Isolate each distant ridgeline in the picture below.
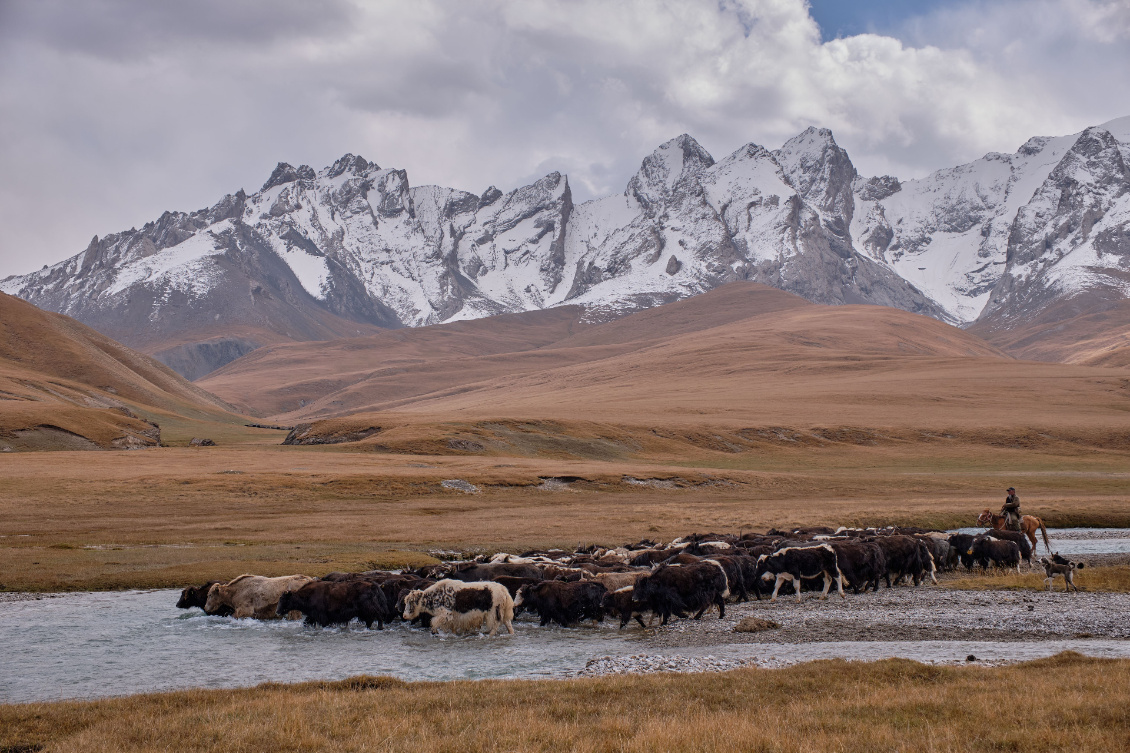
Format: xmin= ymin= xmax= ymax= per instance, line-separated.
xmin=4 ymin=116 xmax=1130 ymax=379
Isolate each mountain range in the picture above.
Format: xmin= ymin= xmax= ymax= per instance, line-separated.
xmin=4 ymin=117 xmax=1129 ymax=379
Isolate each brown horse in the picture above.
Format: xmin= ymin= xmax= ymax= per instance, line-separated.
xmin=977 ymin=509 xmax=1051 ymax=553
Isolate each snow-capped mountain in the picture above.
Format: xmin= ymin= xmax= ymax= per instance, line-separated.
xmin=851 ymin=116 xmax=1130 ymax=328
xmin=4 ymin=118 xmax=1129 ymax=378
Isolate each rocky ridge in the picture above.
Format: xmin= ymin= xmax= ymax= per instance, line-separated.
xmin=4 ymin=117 xmax=1129 ymax=378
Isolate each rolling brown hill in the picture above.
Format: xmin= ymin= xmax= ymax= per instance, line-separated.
xmin=210 ymin=281 xmax=1130 ymax=459
xmin=194 ymin=282 xmax=1130 ymax=456
xmin=970 ymin=298 xmax=1130 ymax=368
xmin=198 ymin=305 xmax=591 ymax=417
xmin=199 ymin=284 xmax=826 ymax=418
xmin=0 ymin=292 xmax=246 ymax=450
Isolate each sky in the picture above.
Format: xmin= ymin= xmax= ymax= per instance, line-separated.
xmin=1 ymin=0 xmax=1128 ymax=279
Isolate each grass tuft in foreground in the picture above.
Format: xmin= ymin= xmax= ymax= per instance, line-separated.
xmin=2 ymin=653 xmax=1128 ymax=752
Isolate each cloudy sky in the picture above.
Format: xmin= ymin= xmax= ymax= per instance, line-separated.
xmin=1 ymin=0 xmax=1128 ymax=278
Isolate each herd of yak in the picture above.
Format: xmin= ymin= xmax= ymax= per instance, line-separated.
xmin=175 ymin=524 xmax=1065 ymax=636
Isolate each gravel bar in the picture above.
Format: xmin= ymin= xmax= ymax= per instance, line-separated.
xmin=641 ymin=585 xmax=1130 ymax=649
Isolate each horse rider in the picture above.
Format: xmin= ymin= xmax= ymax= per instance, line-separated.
xmin=1001 ymin=487 xmax=1022 ymax=532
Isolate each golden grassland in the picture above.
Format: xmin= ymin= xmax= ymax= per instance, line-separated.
xmin=2 ymin=435 xmax=1129 ymax=592
xmin=2 ymin=653 xmax=1128 ymax=752
xmin=945 ymin=565 xmax=1130 ymax=593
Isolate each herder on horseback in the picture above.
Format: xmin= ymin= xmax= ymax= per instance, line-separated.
xmin=977 ymin=490 xmax=1050 ymax=554
xmin=1002 ymin=487 xmax=1022 ymax=532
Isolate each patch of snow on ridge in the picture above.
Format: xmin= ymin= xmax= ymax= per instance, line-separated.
xmin=105 ymin=220 xmax=232 ymax=297
xmin=850 ymin=128 xmax=1085 ymax=324
xmin=279 ymin=247 xmax=331 ymax=300
xmin=1043 ymin=193 xmax=1130 ymax=298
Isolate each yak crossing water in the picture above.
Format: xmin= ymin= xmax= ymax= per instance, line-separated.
xmin=2 ymin=528 xmax=1128 ymax=704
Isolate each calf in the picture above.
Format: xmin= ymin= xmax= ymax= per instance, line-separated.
xmin=916 ymin=539 xmax=939 ymax=585
xmin=633 ymin=562 xmax=728 ymax=625
xmin=754 ymin=545 xmax=845 ymax=603
xmin=276 ymin=580 xmax=388 ymax=628
xmin=968 ymin=537 xmax=1021 ymax=574
xmin=204 ymin=574 xmax=313 ymax=620
xmin=401 ymin=579 xmax=514 ymax=636
xmin=916 ymin=536 xmax=953 ymax=574
xmin=175 ymin=581 xmax=232 ymax=616
xmin=1040 ymin=555 xmax=1084 ymax=592
xmin=378 ymin=575 xmax=434 ymax=624
xmin=514 ymin=581 xmax=608 ymax=627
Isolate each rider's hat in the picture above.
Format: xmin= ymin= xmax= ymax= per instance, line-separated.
xmin=1007 ymin=487 xmax=1015 ymax=492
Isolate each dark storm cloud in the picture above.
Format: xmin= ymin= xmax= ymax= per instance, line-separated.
xmin=0 ymin=0 xmax=356 ymax=60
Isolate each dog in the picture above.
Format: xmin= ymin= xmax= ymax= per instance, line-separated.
xmin=1039 ymin=553 xmax=1084 ymax=592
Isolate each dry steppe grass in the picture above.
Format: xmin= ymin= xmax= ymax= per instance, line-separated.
xmin=946 ymin=565 xmax=1130 ymax=593
xmin=1 ymin=653 xmax=1127 ymax=752
xmin=2 ymin=438 xmax=1128 ymax=591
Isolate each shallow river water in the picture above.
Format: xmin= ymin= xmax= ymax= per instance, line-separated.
xmin=951 ymin=527 xmax=1130 ymax=555
xmin=2 ymin=528 xmax=1127 ymax=704
xmin=3 ymin=589 xmax=1129 ymax=704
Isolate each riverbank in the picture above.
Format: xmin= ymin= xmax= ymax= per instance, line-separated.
xmin=2 ymin=653 xmax=1127 ymax=752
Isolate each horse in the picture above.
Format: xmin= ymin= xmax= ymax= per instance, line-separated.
xmin=977 ymin=509 xmax=1051 ymax=554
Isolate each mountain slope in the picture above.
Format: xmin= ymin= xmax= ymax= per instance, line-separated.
xmin=852 ymin=116 xmax=1130 ymax=331
xmin=0 ymin=132 xmax=941 ymax=378
xmin=5 ymin=118 xmax=1130 ymax=377
xmin=970 ymin=298 xmax=1130 ymax=367
xmin=216 ymin=282 xmax=1130 ymax=458
xmin=0 ymin=292 xmax=243 ymax=450
xmin=198 ymin=282 xmax=1008 ymax=424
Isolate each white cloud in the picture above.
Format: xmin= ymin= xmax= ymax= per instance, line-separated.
xmin=0 ymin=0 xmax=1127 ymax=277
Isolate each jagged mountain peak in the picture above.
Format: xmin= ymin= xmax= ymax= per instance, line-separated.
xmin=6 ymin=117 xmax=1130 ymax=379
xmin=1018 ymin=135 xmax=1054 ymax=157
xmin=326 ymin=153 xmax=377 ymax=179
xmin=1054 ymin=126 xmax=1127 ymax=178
xmin=775 ymin=126 xmax=846 ymax=172
xmin=626 ymin=134 xmax=715 ymax=210
xmin=480 ymin=185 xmax=503 ymax=206
xmin=774 ymin=126 xmax=856 ymax=223
xmin=261 ymin=162 xmax=316 ymax=192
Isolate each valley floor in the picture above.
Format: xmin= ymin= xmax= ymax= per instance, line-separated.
xmin=4 ymin=430 xmax=1129 ymax=751
xmin=2 ymin=434 xmax=1129 ymax=591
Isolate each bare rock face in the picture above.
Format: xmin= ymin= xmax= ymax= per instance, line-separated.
xmin=849 ymin=116 xmax=1130 ymax=326
xmin=978 ymin=126 xmax=1130 ymax=329
xmin=5 ymin=117 xmax=1130 ymax=376
xmin=282 ymin=424 xmax=381 ymax=445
